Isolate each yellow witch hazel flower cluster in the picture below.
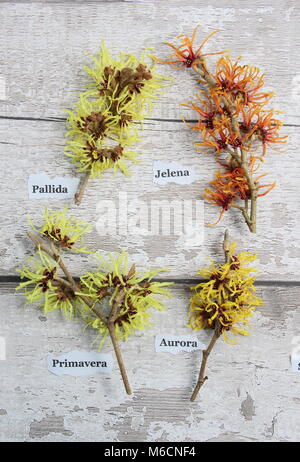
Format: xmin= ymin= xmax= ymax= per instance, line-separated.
xmin=17 ymin=209 xmax=92 ymax=319
xmin=29 ymin=208 xmax=91 ymax=253
xmin=17 ymin=209 xmax=171 ymax=352
xmin=16 ymin=250 xmax=85 ymax=320
xmin=65 ymin=42 xmax=168 ymax=179
xmin=78 ymin=251 xmax=171 ymax=348
xmin=188 ymin=242 xmax=263 ymax=343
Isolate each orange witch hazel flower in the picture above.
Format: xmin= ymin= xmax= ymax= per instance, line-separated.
xmin=203 ymin=179 xmax=236 ymax=225
xmin=213 ymin=56 xmax=274 ymax=108
xmin=239 ymin=107 xmax=287 ymax=155
xmin=155 ymin=26 xmax=287 ymax=232
xmin=184 ymin=91 xmax=228 ymax=132
xmin=204 ymin=167 xmax=276 ymax=226
xmin=251 ymin=110 xmax=288 ymax=156
xmin=220 ymin=166 xmax=276 ymax=199
xmin=197 ymin=118 xmax=256 ymax=153
xmin=153 ymin=25 xmax=227 ymax=69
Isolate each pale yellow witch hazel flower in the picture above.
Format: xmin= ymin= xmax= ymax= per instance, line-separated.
xmin=78 ymin=251 xmax=172 ymax=349
xmin=16 ymin=251 xmax=85 ymax=320
xmin=83 ymin=42 xmax=168 ymax=123
xmin=65 ymin=112 xmax=139 ymax=179
xmin=66 ymin=96 xmax=121 ymax=141
xmin=65 ymin=42 xmax=171 ymax=204
xmin=29 ymin=208 xmax=91 ymax=253
xmin=16 ymin=213 xmax=173 ymax=395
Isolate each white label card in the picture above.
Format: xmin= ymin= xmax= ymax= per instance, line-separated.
xmin=47 ymin=351 xmax=112 ymax=376
xmin=291 ymin=355 xmax=300 ymax=373
xmin=0 ymin=337 xmax=6 ymax=360
xmin=0 ymin=75 xmax=6 ymax=100
xmin=28 ymin=172 xmax=80 ymax=199
xmin=153 ymin=161 xmax=196 ymax=185
xmin=155 ymin=335 xmax=205 ymax=355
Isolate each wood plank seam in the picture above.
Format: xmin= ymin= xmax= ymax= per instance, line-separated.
xmin=1 ymin=277 xmax=300 ymax=287
xmin=0 ymin=115 xmax=298 ymax=128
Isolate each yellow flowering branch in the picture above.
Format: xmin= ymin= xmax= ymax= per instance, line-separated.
xmin=27 ymin=231 xmax=132 ymax=393
xmin=75 ymin=171 xmax=91 ymax=206
xmin=50 ymin=247 xmax=132 ymax=394
xmin=190 ymin=320 xmax=221 ymax=402
xmin=66 ymin=43 xmax=169 ymax=205
xmin=26 ymin=231 xmax=107 ymax=324
xmin=190 ymin=231 xmax=230 ymax=402
xmin=17 ymin=209 xmax=172 ymax=395
xmin=189 ymin=230 xmax=263 ymax=401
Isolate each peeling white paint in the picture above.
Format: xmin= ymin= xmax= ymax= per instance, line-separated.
xmin=0 ymin=76 xmax=6 ymax=101
xmin=0 ymin=0 xmax=300 ymax=443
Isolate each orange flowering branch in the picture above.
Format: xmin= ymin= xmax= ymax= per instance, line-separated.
xmin=154 ymin=26 xmax=287 ymax=233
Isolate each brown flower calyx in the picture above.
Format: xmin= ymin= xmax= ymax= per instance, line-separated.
xmin=201 ymin=112 xmax=216 ymax=130
xmin=111 ymin=274 xmax=133 ymax=289
xmin=127 ymin=64 xmax=153 ymax=95
xmin=56 ymin=283 xmax=76 ymax=302
xmin=211 ymin=271 xmax=230 ymax=290
xmin=39 ymin=267 xmax=57 ymax=292
xmin=79 ymin=112 xmax=107 ymax=140
xmin=99 ymin=65 xmax=115 ymax=96
xmin=96 ymin=286 xmax=111 ymax=300
xmin=133 ymin=280 xmax=152 ymax=296
xmin=43 ymin=228 xmax=75 ymax=249
xmin=115 ymin=298 xmax=138 ymax=326
xmin=119 ymin=111 xmax=133 ymax=127
xmin=84 ymin=142 xmax=124 ymax=164
xmin=99 ymin=64 xmax=152 ymax=101
xmin=229 ymin=255 xmax=241 ymax=270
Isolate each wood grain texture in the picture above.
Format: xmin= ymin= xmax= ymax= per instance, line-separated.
xmin=0 ymin=118 xmax=298 ymax=280
xmin=0 ymin=1 xmax=299 ymax=280
xmin=0 ymin=0 xmax=299 ymax=443
xmin=0 ymin=0 xmax=299 ymax=123
xmin=0 ymin=284 xmax=299 ymax=442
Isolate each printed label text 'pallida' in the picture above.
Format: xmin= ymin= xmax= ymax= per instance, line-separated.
xmin=28 ymin=172 xmax=79 ymax=199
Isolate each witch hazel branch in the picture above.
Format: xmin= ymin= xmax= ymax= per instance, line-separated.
xmin=65 ymin=43 xmax=169 ymax=205
xmin=188 ymin=230 xmax=263 ymax=401
xmin=154 ymin=26 xmax=287 ymax=233
xmin=16 ymin=209 xmax=172 ymax=394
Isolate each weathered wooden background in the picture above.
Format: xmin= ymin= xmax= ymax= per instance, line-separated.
xmin=0 ymin=0 xmax=299 ymax=442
